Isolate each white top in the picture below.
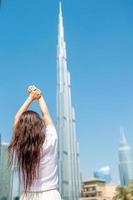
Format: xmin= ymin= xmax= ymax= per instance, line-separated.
xmin=22 ymin=124 xmax=58 ymax=192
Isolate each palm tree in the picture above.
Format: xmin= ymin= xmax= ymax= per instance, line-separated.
xmin=126 ymin=183 xmax=133 ymax=200
xmin=113 ymin=185 xmax=128 ymax=200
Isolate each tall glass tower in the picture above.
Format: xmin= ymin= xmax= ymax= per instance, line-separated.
xmin=57 ymin=1 xmax=80 ymax=200
xmin=118 ymin=127 xmax=133 ymax=185
xmin=0 ymin=141 xmax=13 ymax=200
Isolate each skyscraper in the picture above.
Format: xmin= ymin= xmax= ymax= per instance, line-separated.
xmin=118 ymin=127 xmax=133 ymax=185
xmin=0 ymin=141 xmax=13 ymax=200
xmin=57 ymin=2 xmax=80 ymax=200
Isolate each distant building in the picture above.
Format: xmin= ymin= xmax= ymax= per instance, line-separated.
xmin=94 ymin=166 xmax=111 ymax=183
xmin=80 ymin=179 xmax=117 ymax=200
xmin=118 ymin=127 xmax=133 ymax=185
xmin=0 ymin=141 xmax=13 ymax=200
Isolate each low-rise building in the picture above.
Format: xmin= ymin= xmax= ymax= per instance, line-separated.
xmin=80 ymin=179 xmax=118 ymax=200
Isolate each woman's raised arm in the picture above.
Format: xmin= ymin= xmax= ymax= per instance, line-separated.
xmin=38 ymin=95 xmax=53 ymax=127
xmin=14 ymin=91 xmax=41 ymax=129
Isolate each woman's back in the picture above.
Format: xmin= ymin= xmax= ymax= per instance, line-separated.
xmin=26 ymin=124 xmax=58 ymax=192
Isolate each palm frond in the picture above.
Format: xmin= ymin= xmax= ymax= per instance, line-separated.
xmin=113 ymin=185 xmax=128 ymax=200
xmin=127 ymin=183 xmax=133 ymax=200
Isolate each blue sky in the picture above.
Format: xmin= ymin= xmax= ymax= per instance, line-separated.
xmin=0 ymin=0 xmax=133 ymax=184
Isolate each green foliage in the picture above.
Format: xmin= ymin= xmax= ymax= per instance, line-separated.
xmin=126 ymin=183 xmax=133 ymax=200
xmin=14 ymin=197 xmax=19 ymax=200
xmin=113 ymin=183 xmax=133 ymax=200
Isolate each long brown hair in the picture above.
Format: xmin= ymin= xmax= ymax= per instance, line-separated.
xmin=8 ymin=110 xmax=45 ymax=192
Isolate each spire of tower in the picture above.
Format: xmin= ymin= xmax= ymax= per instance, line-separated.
xmin=58 ymin=0 xmax=64 ymax=43
xmin=59 ymin=0 xmax=62 ymax=16
xmin=120 ymin=126 xmax=128 ymax=146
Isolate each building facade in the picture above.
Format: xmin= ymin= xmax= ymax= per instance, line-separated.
xmin=0 ymin=141 xmax=13 ymax=200
xmin=80 ymin=179 xmax=117 ymax=200
xmin=118 ymin=128 xmax=133 ymax=185
xmin=57 ymin=2 xmax=80 ymax=200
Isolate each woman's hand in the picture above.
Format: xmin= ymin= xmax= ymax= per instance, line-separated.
xmin=28 ymin=85 xmax=53 ymax=127
xmin=28 ymin=85 xmax=41 ymax=100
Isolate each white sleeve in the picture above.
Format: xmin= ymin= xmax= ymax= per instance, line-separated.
xmin=45 ymin=124 xmax=57 ymax=138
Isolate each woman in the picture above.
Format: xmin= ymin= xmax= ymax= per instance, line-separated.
xmin=8 ymin=85 xmax=61 ymax=200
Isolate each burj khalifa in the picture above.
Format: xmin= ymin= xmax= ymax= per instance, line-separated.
xmin=57 ymin=1 xmax=80 ymax=200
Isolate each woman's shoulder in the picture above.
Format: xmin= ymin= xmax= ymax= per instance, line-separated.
xmin=45 ymin=124 xmax=58 ymax=139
